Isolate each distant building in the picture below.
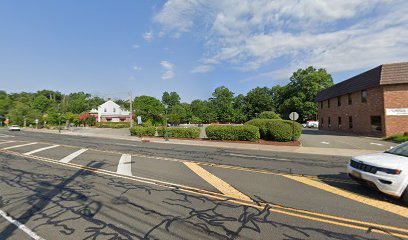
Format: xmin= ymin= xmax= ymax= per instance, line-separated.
xmin=315 ymin=62 xmax=408 ymax=137
xmin=90 ymin=99 xmax=131 ymax=123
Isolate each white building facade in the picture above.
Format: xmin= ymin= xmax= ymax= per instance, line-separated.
xmin=90 ymin=100 xmax=131 ymax=123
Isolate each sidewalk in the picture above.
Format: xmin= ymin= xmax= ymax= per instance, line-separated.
xmin=23 ymin=128 xmax=379 ymax=157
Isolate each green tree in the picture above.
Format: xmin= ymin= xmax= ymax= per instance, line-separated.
xmin=32 ymin=95 xmax=52 ymax=114
xmin=245 ymin=87 xmax=274 ymax=119
xmin=162 ymin=91 xmax=181 ymax=110
xmin=210 ymin=86 xmax=235 ymax=122
xmin=232 ymin=94 xmax=247 ymax=123
xmin=278 ymin=66 xmax=333 ymax=121
xmin=134 ymin=96 xmax=164 ymax=124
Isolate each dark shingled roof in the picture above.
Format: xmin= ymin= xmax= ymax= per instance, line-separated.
xmin=315 ymin=62 xmax=408 ymax=102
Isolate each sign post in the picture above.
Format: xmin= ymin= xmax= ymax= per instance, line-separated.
xmin=35 ymin=119 xmax=39 ymax=129
xmin=289 ymin=112 xmax=299 ymax=141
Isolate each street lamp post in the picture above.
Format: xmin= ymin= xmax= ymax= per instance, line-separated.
xmin=164 ymin=104 xmax=168 ymax=142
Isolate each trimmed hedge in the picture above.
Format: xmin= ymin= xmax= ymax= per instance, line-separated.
xmin=98 ymin=122 xmax=130 ymax=128
xmin=384 ymin=133 xmax=408 ymax=143
xmin=129 ymin=126 xmax=156 ymax=137
xmin=157 ymin=127 xmax=200 ymax=139
xmin=205 ymin=125 xmax=260 ymax=142
xmin=245 ymin=119 xmax=302 ymax=141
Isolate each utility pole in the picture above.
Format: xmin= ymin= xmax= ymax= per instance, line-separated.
xmin=58 ymin=104 xmax=61 ymax=133
xmin=129 ymin=91 xmax=134 ymax=128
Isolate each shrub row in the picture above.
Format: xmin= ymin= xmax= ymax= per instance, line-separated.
xmin=245 ymin=119 xmax=302 ymax=142
xmin=384 ymin=132 xmax=408 ymax=143
xmin=98 ymin=122 xmax=130 ymax=128
xmin=205 ymin=125 xmax=260 ymax=142
xmin=129 ymin=126 xmax=156 ymax=137
xmin=157 ymin=127 xmax=200 ymax=139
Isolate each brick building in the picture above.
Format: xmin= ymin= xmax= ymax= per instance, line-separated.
xmin=315 ymin=62 xmax=408 ymax=137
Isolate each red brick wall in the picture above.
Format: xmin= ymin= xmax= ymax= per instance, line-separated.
xmin=317 ymin=86 xmax=384 ymax=136
xmin=383 ymin=84 xmax=408 ymax=136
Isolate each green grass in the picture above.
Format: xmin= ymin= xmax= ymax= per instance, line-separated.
xmin=384 ymin=134 xmax=408 ymax=143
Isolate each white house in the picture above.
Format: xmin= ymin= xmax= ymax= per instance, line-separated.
xmin=90 ymin=99 xmax=131 ymax=123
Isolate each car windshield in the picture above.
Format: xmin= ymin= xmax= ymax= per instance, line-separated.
xmin=385 ymin=142 xmax=408 ymax=157
xmin=11 ymin=125 xmax=19 ymax=127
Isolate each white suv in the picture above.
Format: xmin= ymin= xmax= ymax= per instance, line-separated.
xmin=347 ymin=141 xmax=408 ymax=204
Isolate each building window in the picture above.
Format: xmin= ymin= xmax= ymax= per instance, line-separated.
xmin=361 ymin=90 xmax=368 ymax=103
xmin=113 ymin=108 xmax=116 ymax=113
xmin=348 ymin=93 xmax=352 ymax=105
xmin=337 ymin=96 xmax=341 ymax=106
xmin=370 ymin=116 xmax=382 ymax=132
xmin=328 ymin=117 xmax=331 ymax=128
xmin=338 ymin=116 xmax=342 ymax=127
xmin=104 ymin=108 xmax=107 ymax=112
xmin=328 ymin=99 xmax=330 ymax=108
xmin=320 ymin=101 xmax=323 ymax=109
xmin=349 ymin=116 xmax=353 ymax=129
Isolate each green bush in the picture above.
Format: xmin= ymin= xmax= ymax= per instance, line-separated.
xmin=157 ymin=127 xmax=200 ymax=138
xmin=245 ymin=119 xmax=302 ymax=141
xmin=384 ymin=134 xmax=408 ymax=143
xmin=259 ymin=111 xmax=280 ymax=119
xmin=98 ymin=122 xmax=130 ymax=128
xmin=205 ymin=125 xmax=260 ymax=142
xmin=129 ymin=126 xmax=156 ymax=137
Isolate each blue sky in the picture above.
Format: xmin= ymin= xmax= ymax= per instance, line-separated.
xmin=1 ymin=0 xmax=407 ymax=102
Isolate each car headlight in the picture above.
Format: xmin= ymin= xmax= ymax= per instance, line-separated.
xmin=378 ymin=168 xmax=402 ymax=175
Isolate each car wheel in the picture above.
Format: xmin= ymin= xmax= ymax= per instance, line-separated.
xmin=402 ymin=187 xmax=408 ymax=205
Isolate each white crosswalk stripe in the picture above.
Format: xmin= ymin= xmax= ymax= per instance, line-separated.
xmin=3 ymin=142 xmax=37 ymax=150
xmin=24 ymin=145 xmax=60 ymax=156
xmin=59 ymin=148 xmax=88 ymax=163
xmin=117 ymin=154 xmax=132 ymax=176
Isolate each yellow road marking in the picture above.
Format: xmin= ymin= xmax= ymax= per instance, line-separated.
xmin=1 ymin=149 xmax=408 ymax=238
xmin=284 ymin=174 xmax=408 ymax=219
xmin=183 ymin=162 xmax=253 ymax=202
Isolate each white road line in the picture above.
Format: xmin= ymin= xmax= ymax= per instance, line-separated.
xmin=24 ymin=145 xmax=60 ymax=156
xmin=321 ymin=141 xmax=330 ymax=145
xmin=3 ymin=142 xmax=37 ymax=150
xmin=0 ymin=209 xmax=44 ymax=240
xmin=59 ymin=148 xmax=88 ymax=163
xmin=184 ymin=162 xmax=253 ymax=202
xmin=0 ymin=140 xmax=15 ymax=145
xmin=228 ymin=153 xmax=290 ymax=162
xmin=117 ymin=154 xmax=132 ymax=176
xmin=370 ymin=143 xmax=383 ymax=146
xmin=0 ymin=134 xmax=15 ymax=138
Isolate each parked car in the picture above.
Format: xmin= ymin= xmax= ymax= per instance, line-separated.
xmin=347 ymin=141 xmax=408 ymax=204
xmin=8 ymin=125 xmax=21 ymax=131
xmin=306 ymin=120 xmax=319 ymax=128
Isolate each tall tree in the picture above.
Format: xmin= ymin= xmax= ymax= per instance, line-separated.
xmin=134 ymin=95 xmax=164 ymax=124
xmin=161 ymin=91 xmax=181 ymax=110
xmin=245 ymin=87 xmax=274 ymax=119
xmin=210 ymin=86 xmax=235 ymax=122
xmin=278 ymin=66 xmax=333 ymax=121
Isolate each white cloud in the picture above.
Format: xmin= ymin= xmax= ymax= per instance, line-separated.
xmin=152 ymin=0 xmax=408 ymax=79
xmin=143 ymin=31 xmax=154 ymax=42
xmin=133 ymin=66 xmax=142 ymax=71
xmin=160 ymin=61 xmax=175 ymax=80
xmin=192 ymin=65 xmax=213 ymax=73
xmin=132 ymin=44 xmax=140 ymax=49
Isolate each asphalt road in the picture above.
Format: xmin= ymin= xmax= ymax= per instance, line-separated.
xmin=0 ymin=129 xmax=407 ymax=240
xmin=300 ymin=128 xmax=395 ymax=150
